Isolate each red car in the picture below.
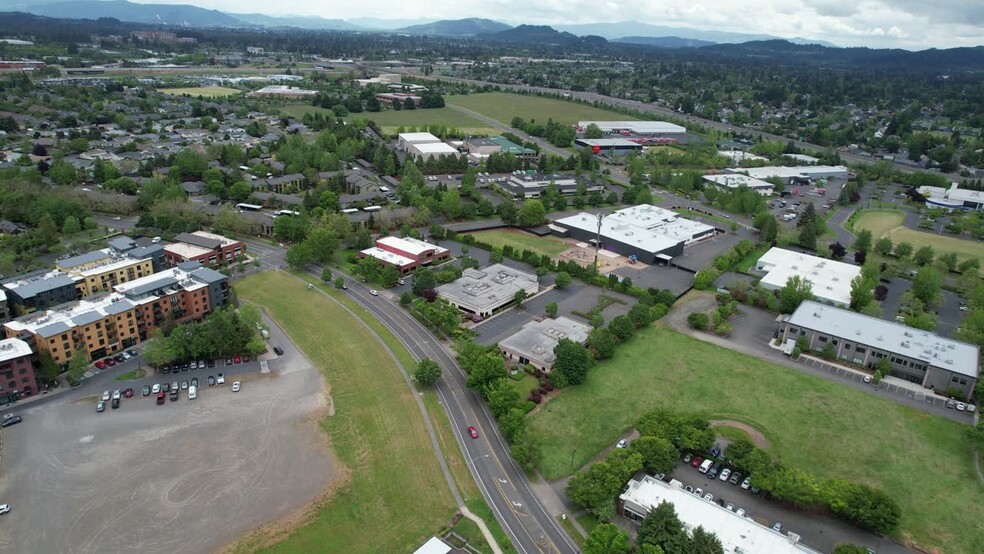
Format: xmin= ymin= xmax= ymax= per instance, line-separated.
xmin=467 ymin=426 xmax=479 ymax=439
xmin=233 ymin=355 xmax=241 ymax=364
xmin=691 ymin=456 xmax=704 ymax=468
xmin=105 ymin=358 xmax=116 ymax=367
xmin=156 ymin=392 xmax=166 ymax=405
xmin=123 ymin=388 xmax=134 ymax=398
xmin=94 ymin=360 xmax=106 ymax=370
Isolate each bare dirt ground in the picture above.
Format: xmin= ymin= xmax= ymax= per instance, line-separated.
xmin=555 ymin=242 xmax=639 ymax=275
xmin=709 ymin=420 xmax=772 ymax=450
xmin=0 ymin=317 xmax=335 ymax=554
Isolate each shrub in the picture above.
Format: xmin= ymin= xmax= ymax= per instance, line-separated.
xmin=687 ymin=312 xmax=710 ymax=330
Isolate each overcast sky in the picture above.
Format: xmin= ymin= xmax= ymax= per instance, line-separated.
xmin=132 ymin=0 xmax=984 ymax=49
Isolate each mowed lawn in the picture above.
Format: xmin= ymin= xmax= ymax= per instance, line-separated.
xmin=158 ymin=86 xmax=241 ymax=98
xmin=234 ymin=272 xmax=456 ymax=553
xmin=278 ymin=105 xmax=498 ymax=135
xmin=470 ymin=229 xmax=569 ymax=257
xmin=529 ymin=326 xmax=984 ymax=554
xmin=854 ymin=209 xmax=984 ymax=275
xmin=446 ymin=92 xmax=637 ymax=126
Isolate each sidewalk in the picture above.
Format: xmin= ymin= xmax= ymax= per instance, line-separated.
xmin=530 ymin=472 xmax=588 ymax=538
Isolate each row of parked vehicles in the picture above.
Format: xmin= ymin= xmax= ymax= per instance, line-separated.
xmin=681 ymin=450 xmax=784 ymax=532
xmin=158 ymin=355 xmax=251 ymax=374
xmin=93 ymin=349 xmax=138 ymax=370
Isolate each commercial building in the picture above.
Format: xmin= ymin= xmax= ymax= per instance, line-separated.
xmin=56 ymin=248 xmax=156 ymax=298
xmin=717 ymin=150 xmax=768 ymax=163
xmin=785 ymin=154 xmax=820 ymax=164
xmin=551 ymin=205 xmax=717 ymax=264
xmin=578 ymin=121 xmax=686 ymax=136
xmin=407 ymin=141 xmax=460 ymax=161
xmin=1 ymin=270 xmax=79 ymax=313
xmin=4 ymin=264 xmax=229 ymax=365
xmin=755 ymin=248 xmax=860 ymax=308
xmin=375 ymin=92 xmax=422 ymax=107
xmin=352 ymin=73 xmax=402 ymax=88
xmin=574 ymin=138 xmax=644 ymax=156
xmin=729 ymin=165 xmax=849 ymax=184
xmin=783 ymin=301 xmax=979 ymax=399
xmin=246 ymin=85 xmax=317 ymax=99
xmin=917 ymin=183 xmax=984 ymax=211
xmin=398 ymin=132 xmax=443 ymax=152
xmin=437 ymin=264 xmax=539 ymax=318
xmin=703 ymin=173 xmax=775 ymax=196
xmin=463 ymin=136 xmax=539 ymax=162
xmin=0 ymin=337 xmax=38 ymax=402
xmin=499 ymin=316 xmax=591 ymax=371
xmin=164 ymin=231 xmax=245 ymax=267
xmin=359 ymin=236 xmax=451 ymax=274
xmin=619 ymin=475 xmax=820 ymax=554
xmin=500 ymin=173 xmax=600 ymax=198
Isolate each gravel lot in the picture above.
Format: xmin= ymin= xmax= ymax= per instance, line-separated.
xmin=0 ymin=317 xmax=335 ymax=554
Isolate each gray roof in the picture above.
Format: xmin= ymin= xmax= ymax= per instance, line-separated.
xmin=107 ymin=236 xmax=137 ymax=252
xmin=36 ymin=321 xmax=71 ymax=339
xmin=57 ymin=250 xmax=112 ymax=269
xmin=437 ymin=264 xmax=539 ymax=311
xmin=499 ymin=316 xmax=591 ymax=366
xmin=127 ymin=244 xmax=164 ymax=259
xmin=123 ymin=276 xmax=178 ymax=297
xmin=788 ymin=301 xmax=980 ymax=379
xmin=72 ymin=310 xmax=104 ymax=326
xmin=190 ymin=266 xmax=228 ymax=284
xmin=104 ymin=299 xmax=136 ymax=315
xmin=266 ymin=173 xmax=304 ymax=186
xmin=173 ymin=232 xmax=221 ymax=250
xmin=3 ymin=273 xmax=76 ymax=299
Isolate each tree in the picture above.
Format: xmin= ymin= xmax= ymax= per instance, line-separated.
xmin=517 ymin=199 xmax=547 ymax=227
xmin=937 ymin=252 xmax=958 ymax=272
xmin=484 ymin=378 xmax=520 ymax=418
xmin=62 ymin=215 xmax=81 ymax=235
xmin=688 ymin=312 xmax=710 ymax=330
xmin=566 ymin=449 xmax=643 ymax=519
xmin=285 ymin=242 xmax=313 ymax=269
xmin=688 ymin=526 xmax=724 ymax=554
xmin=893 ymin=241 xmax=913 ymax=260
xmin=510 ymin=429 xmax=543 ymax=473
xmin=545 ymin=301 xmax=558 ymax=318
xmin=412 ymin=267 xmax=436 ymax=296
xmin=414 ymin=358 xmax=442 ymax=386
xmin=588 ymin=327 xmax=617 ymax=359
xmin=334 ymin=276 xmax=346 ymax=289
xmin=355 ymin=256 xmax=381 ymax=282
xmin=320 ymin=267 xmax=332 ymax=283
xmin=36 ymin=350 xmax=61 ymax=384
xmin=514 ymin=289 xmax=527 ymax=308
xmin=637 ymin=501 xmax=688 ymax=553
xmin=440 ymin=189 xmax=462 ymax=219
xmin=553 ymin=338 xmax=593 ymax=385
xmin=759 ymin=214 xmax=779 ymax=244
xmin=584 ymin=123 xmax=604 ymax=139
xmin=849 ymin=274 xmax=875 ymax=312
xmin=628 ymin=302 xmax=653 ymax=328
xmin=875 ymin=237 xmax=894 ymax=256
xmin=852 ymin=229 xmax=873 ymax=253
xmin=959 ymin=258 xmax=980 ymax=275
xmin=779 ymin=275 xmax=813 ymax=314
xmin=911 ymin=266 xmax=941 ymax=305
xmin=913 ymin=245 xmax=935 ymax=266
xmin=497 ymin=201 xmax=518 ymax=225
xmin=229 ymin=181 xmax=251 ymax=200
xmin=831 ymin=546 xmax=870 ymax=554
xmin=554 ymin=271 xmax=572 ymax=289
xmin=798 ymin=222 xmax=818 ymax=251
xmin=583 ymin=523 xmax=632 ymax=554
xmin=465 ymin=352 xmax=507 ymax=390
xmin=631 ymin=436 xmax=679 ymax=474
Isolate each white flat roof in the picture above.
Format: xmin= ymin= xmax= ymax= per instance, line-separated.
xmin=786 ymin=154 xmax=820 ymax=164
xmin=398 ymin=132 xmax=441 ymax=143
xmin=164 ymin=242 xmax=213 ymax=259
xmin=717 ymin=150 xmax=768 ymax=162
xmin=576 ymin=138 xmax=642 ymax=147
xmin=412 ymin=536 xmax=451 ymax=554
xmin=756 ymin=248 xmax=860 ymax=307
xmin=192 ymin=230 xmax=238 ymax=247
xmin=620 ymin=476 xmax=820 ymax=554
xmin=376 ymin=236 xmax=447 ymax=257
xmin=729 ymin=165 xmax=849 ymax=180
xmin=918 ymin=183 xmax=984 ymax=208
xmin=555 ymin=212 xmax=680 ymax=254
xmin=413 ymin=142 xmax=459 ymax=154
xmin=0 ymin=338 xmax=33 ymax=362
xmin=360 ymin=247 xmax=415 ymax=268
xmin=578 ymin=121 xmax=686 ymax=134
xmin=704 ymin=173 xmax=775 ymax=191
xmin=789 ymin=301 xmax=979 ymax=378
xmin=600 ymin=204 xmax=715 ymax=244
xmin=4 ymin=293 xmax=135 ymax=338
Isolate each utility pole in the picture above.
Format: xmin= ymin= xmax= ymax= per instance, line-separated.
xmin=593 ymin=211 xmax=603 ymax=270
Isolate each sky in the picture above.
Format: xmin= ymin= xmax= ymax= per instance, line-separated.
xmin=131 ymin=0 xmax=984 ymax=49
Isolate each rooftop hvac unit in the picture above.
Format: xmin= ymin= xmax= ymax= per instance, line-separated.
xmin=945 ymin=359 xmax=954 ymax=364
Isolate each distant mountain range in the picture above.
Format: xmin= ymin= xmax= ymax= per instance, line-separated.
xmin=613 ymin=36 xmax=716 ymax=49
xmin=553 ymin=21 xmax=838 ymax=47
xmin=397 ymin=18 xmax=511 ymax=37
xmin=23 ymin=0 xmax=240 ymax=26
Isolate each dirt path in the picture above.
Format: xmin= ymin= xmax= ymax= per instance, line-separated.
xmin=709 ymin=420 xmax=772 ymax=450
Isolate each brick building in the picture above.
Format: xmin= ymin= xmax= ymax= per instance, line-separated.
xmin=0 ymin=338 xmax=38 ymax=403
xmin=164 ymin=231 xmax=245 ymax=267
xmin=359 ymin=236 xmax=451 ymax=275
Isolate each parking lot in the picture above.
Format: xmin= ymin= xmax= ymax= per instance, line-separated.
xmin=0 ymin=316 xmax=336 ymax=554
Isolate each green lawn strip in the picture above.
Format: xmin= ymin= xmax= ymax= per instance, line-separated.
xmin=714 ymin=425 xmax=752 ymax=444
xmin=575 ymin=513 xmax=599 ymax=535
xmin=235 ymin=272 xmax=456 ymax=553
xmin=850 ymin=209 xmax=906 ymax=236
xmin=158 ymin=86 xmax=241 ymax=98
xmin=469 ymin=229 xmax=569 ymax=257
xmin=452 ymin=517 xmax=494 ymax=554
xmin=885 ymin=227 xmax=984 ymax=274
xmin=465 ymin=498 xmax=518 ymax=554
xmin=508 ymin=373 xmax=540 ymax=400
xmin=556 ymin=516 xmax=585 ymax=548
xmin=529 ymin=325 xmax=983 ymax=554
xmin=114 ymin=368 xmax=146 ymax=381
xmin=734 ymin=244 xmax=769 ymax=274
xmin=446 ymin=92 xmax=637 ymax=126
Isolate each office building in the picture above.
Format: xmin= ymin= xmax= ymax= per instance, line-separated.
xmin=756 ymin=248 xmax=860 ymax=308
xmin=437 ymin=264 xmax=539 ymax=318
xmin=499 ymin=316 xmax=591 ymax=371
xmin=359 ymin=236 xmax=451 ymax=274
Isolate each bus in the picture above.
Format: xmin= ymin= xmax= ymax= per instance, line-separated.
xmin=341 ymin=208 xmax=360 ymax=214
xmin=273 ymin=210 xmax=300 ymax=217
xmin=235 ymin=203 xmax=263 ymax=212
xmin=362 ymin=206 xmax=382 ymax=213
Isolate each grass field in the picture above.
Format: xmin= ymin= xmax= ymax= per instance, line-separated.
xmin=278 ymin=105 xmax=498 ymax=135
xmin=446 ymin=92 xmax=637 ymax=126
xmin=234 ymin=272 xmax=457 ymax=553
xmin=853 ymin=209 xmax=984 ymax=274
xmin=529 ymin=326 xmax=984 ymax=554
xmin=470 ymin=229 xmax=569 ymax=258
xmin=158 ymin=86 xmax=241 ymax=98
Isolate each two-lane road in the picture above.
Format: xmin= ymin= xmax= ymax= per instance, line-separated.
xmin=306 ymin=262 xmax=577 ymax=554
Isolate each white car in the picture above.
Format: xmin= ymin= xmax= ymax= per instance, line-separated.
xmin=101 ymin=390 xmax=110 ymax=401
xmin=188 ymin=386 xmax=197 ymax=400
xmin=369 ymin=290 xmax=379 ymax=296
xmin=719 ymin=468 xmax=732 ymax=481
xmin=217 ymin=374 xmax=226 ymax=385
xmin=703 ymin=493 xmax=713 ymax=502
xmin=694 ymin=488 xmax=703 ymax=497
xmin=121 ymin=352 xmax=131 ymax=360
xmin=232 ymin=381 xmax=241 ymax=392
xmin=0 ymin=504 xmax=9 ymax=515
xmin=111 ymin=390 xmax=121 ymax=401
xmin=616 ymin=439 xmax=628 ymax=449
xmin=736 ymin=508 xmax=746 ymax=517
xmin=190 ymin=361 xmax=198 ymax=370
xmin=741 ymin=477 xmax=752 ymax=489
xmin=152 ymin=383 xmax=161 ymax=394
xmin=957 ymin=402 xmax=967 ymax=411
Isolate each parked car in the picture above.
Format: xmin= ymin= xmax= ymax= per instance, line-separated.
xmin=684 ymin=485 xmax=694 ymax=493
xmin=127 ymin=349 xmax=137 ymax=357
xmin=156 ymin=392 xmax=166 ymax=405
xmin=111 ymin=397 xmax=120 ymax=410
xmin=169 ymin=389 xmax=179 ymax=402
xmin=730 ymin=472 xmax=743 ymax=485
xmin=101 ymin=390 xmax=110 ymax=401
xmin=225 ymin=357 xmax=233 ymax=366
xmin=217 ymin=373 xmax=226 ymax=385
xmin=0 ymin=504 xmax=9 ymax=515
xmin=113 ymin=354 xmax=125 ymax=363
xmin=736 ymin=508 xmax=746 ymax=517
xmin=726 ymin=502 xmax=735 ymax=511
xmin=152 ymin=383 xmax=161 ymax=394
xmin=691 ymin=456 xmax=704 ymax=468
xmin=180 ymin=380 xmax=189 ymax=390
xmin=616 ymin=439 xmax=628 ymax=449
xmin=206 ymin=359 xmax=215 ymax=368
xmin=105 ymin=358 xmax=116 ymax=367
xmin=162 ymin=382 xmax=170 ymax=392
xmin=468 ymin=426 xmax=479 ymax=439
xmin=708 ymin=465 xmax=720 ymax=479
xmin=111 ymin=389 xmax=121 ymax=401
xmin=694 ymin=488 xmax=703 ymax=497
xmin=772 ymin=522 xmax=782 ymax=533
xmin=170 ymin=381 xmax=179 ymax=392
xmin=232 ymin=381 xmax=241 ymax=392
xmin=94 ymin=360 xmax=106 ymax=370
xmin=703 ymin=493 xmax=713 ymax=502
xmin=273 ymin=346 xmax=284 ymax=356
xmin=957 ymin=402 xmax=967 ymax=411
xmin=719 ymin=468 xmax=732 ymax=481
xmin=1 ymin=415 xmax=22 ymax=427
xmin=189 ymin=361 xmax=198 ymax=370
xmin=96 ymin=401 xmax=106 ymax=412
xmin=233 ymin=355 xmax=241 ymax=364
xmin=682 ymin=453 xmax=693 ymax=463
xmin=369 ymin=289 xmax=379 ymax=296
xmin=188 ymin=386 xmax=197 ymax=400
xmin=160 ymin=364 xmax=171 ymax=374
xmin=191 ymin=378 xmax=198 ymax=388
xmin=181 ymin=362 xmax=189 ymax=372
xmin=710 ymin=443 xmax=721 ymax=457
xmin=741 ymin=477 xmax=752 ymax=490
xmin=751 ymin=486 xmax=761 ymax=495
xmin=207 ymin=376 xmax=216 ymax=386
xmin=142 ymin=385 xmax=151 ymax=396
xmin=121 ymin=352 xmax=131 ymax=360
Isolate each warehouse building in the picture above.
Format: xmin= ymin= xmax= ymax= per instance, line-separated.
xmin=397 ymin=132 xmax=442 ymax=151
xmin=703 ymin=173 xmax=775 ymax=196
xmin=574 ymin=138 xmax=644 ymax=156
xmin=359 ymin=236 xmax=450 ymax=274
xmin=437 ymin=264 xmax=539 ymax=318
xmin=408 ymin=141 xmax=460 ymax=161
xmin=246 ymin=85 xmax=317 ymax=99
xmin=551 ymin=205 xmax=717 ymax=264
xmin=729 ymin=165 xmax=849 ymax=183
xmin=755 ymin=248 xmax=860 ymax=308
xmin=717 ymin=150 xmax=768 ymax=163
xmin=619 ymin=475 xmax=820 ymax=554
xmin=375 ymin=92 xmax=421 ymax=107
xmin=463 ymin=136 xmax=539 ymax=162
xmin=783 ymin=301 xmax=979 ymax=399
xmin=499 ymin=316 xmax=591 ymax=371
xmin=499 ymin=172 xmax=600 ymax=198
xmin=578 ymin=121 xmax=687 ymax=136
xmin=916 ymin=183 xmax=984 ymax=211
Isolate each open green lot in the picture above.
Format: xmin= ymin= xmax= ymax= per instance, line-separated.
xmin=470 ymin=229 xmax=569 ymax=258
xmin=529 ymin=326 xmax=984 ymax=554
xmin=446 ymin=92 xmax=637 ymax=126
xmin=234 ymin=271 xmax=456 ymax=553
xmin=278 ymin=105 xmax=498 ymax=135
xmin=853 ymin=208 xmax=984 ymax=274
xmin=158 ymin=86 xmax=241 ymax=98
